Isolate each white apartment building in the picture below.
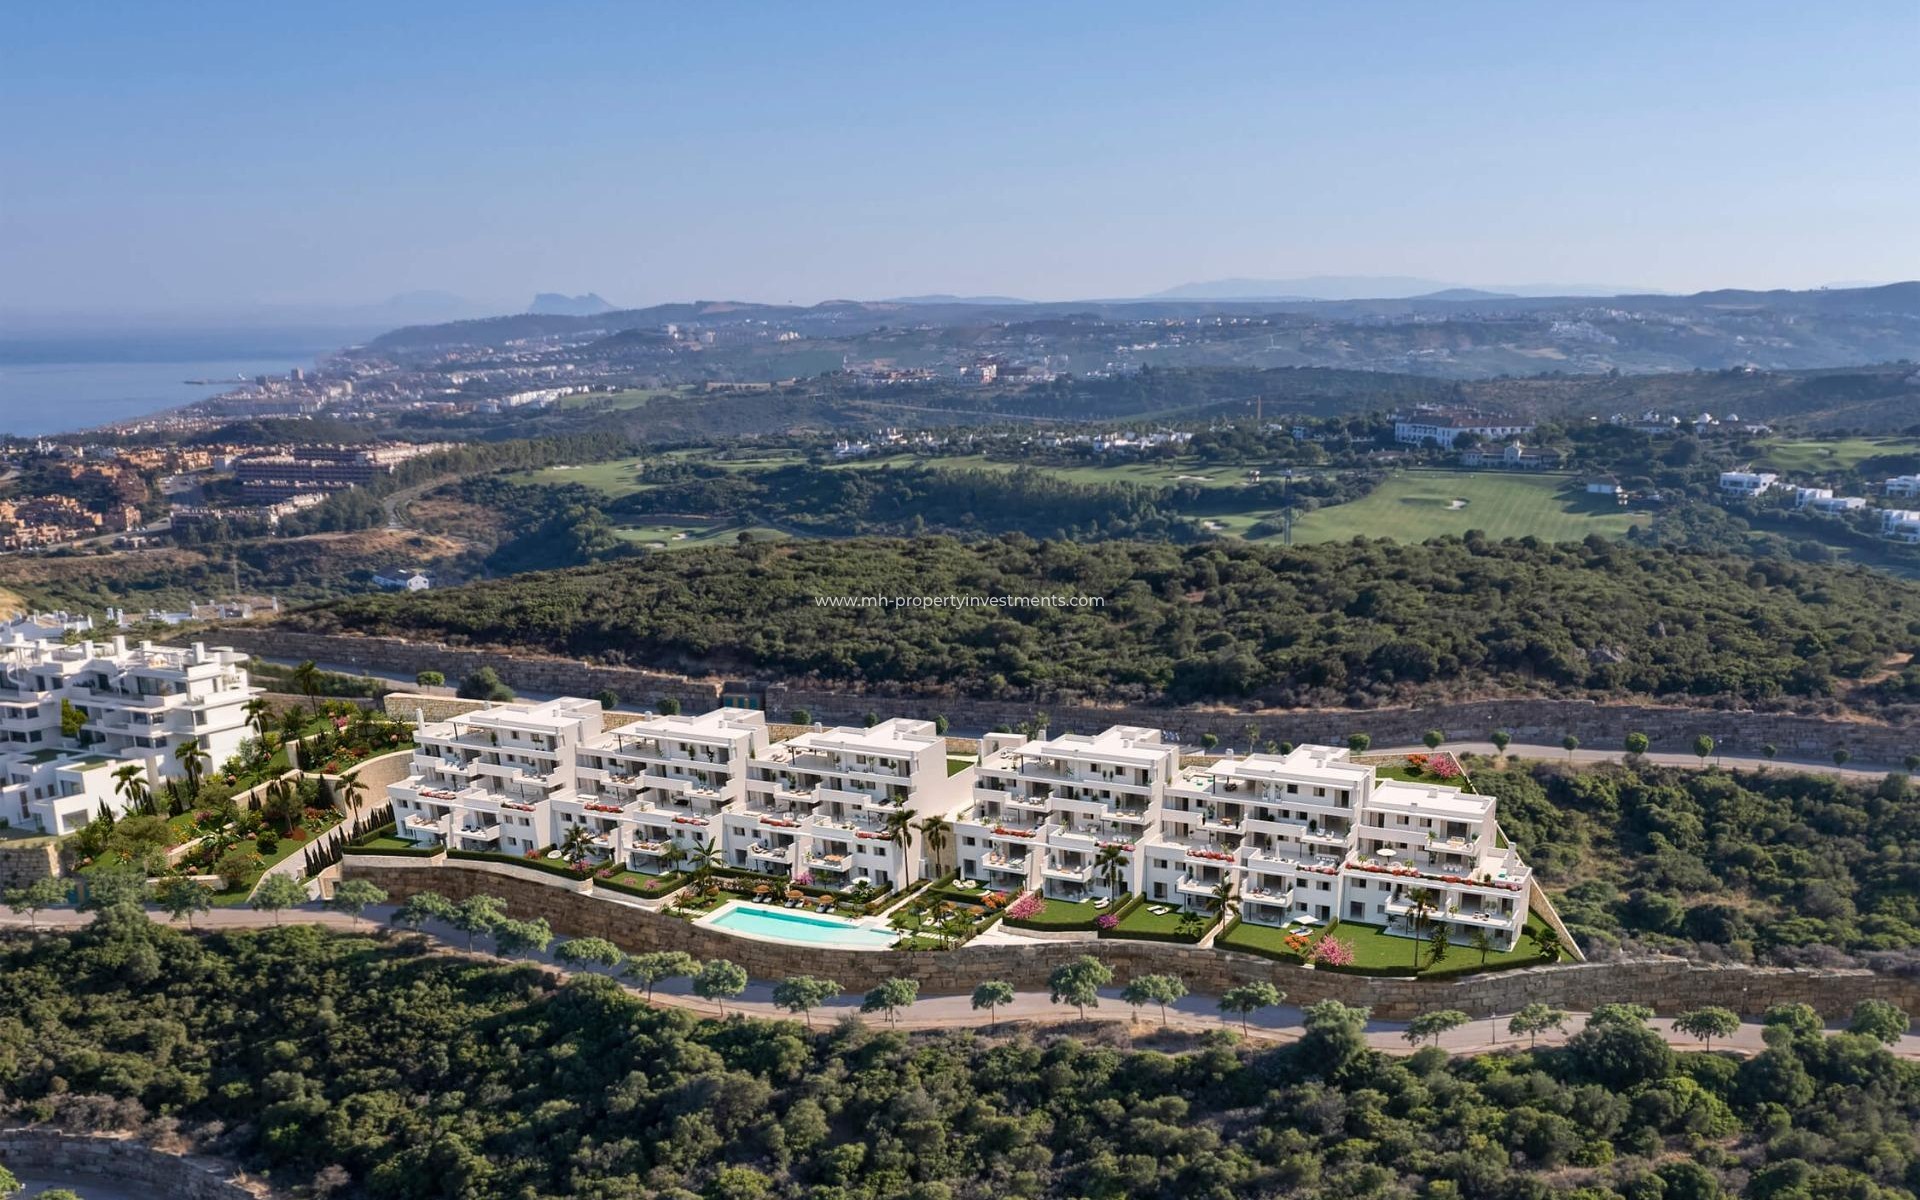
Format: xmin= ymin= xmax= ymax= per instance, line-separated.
xmin=1393 ymin=412 xmax=1532 ymax=449
xmin=556 ymin=708 xmax=769 ymax=874
xmin=1114 ymin=737 xmax=1532 ymax=950
xmin=733 ymin=718 xmax=967 ymax=893
xmin=0 ymin=632 xmax=259 ymax=834
xmin=954 ymin=726 xmax=1178 ymax=901
xmin=1884 ymin=509 xmax=1920 ymax=543
xmin=1885 ymin=475 xmax=1920 ymax=499
xmin=1718 ymin=471 xmax=1778 ymax=496
xmin=389 ymin=697 xmax=602 ymax=857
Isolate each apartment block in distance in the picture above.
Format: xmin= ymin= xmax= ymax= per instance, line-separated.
xmin=389 ymin=697 xmax=602 ymax=856
xmin=0 ymin=630 xmax=259 ymax=834
xmin=953 ymin=725 xmax=1178 ymax=900
xmin=557 ymin=708 xmax=769 ymax=873
xmin=733 ymin=718 xmax=967 ymax=892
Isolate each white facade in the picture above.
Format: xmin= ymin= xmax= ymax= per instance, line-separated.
xmin=953 ymin=726 xmax=1178 ymax=901
xmin=1884 ymin=475 xmax=1920 ymax=499
xmin=1116 ymin=738 xmax=1531 ymax=950
xmin=1394 ymin=415 xmax=1532 ymax=449
xmin=1718 ymin=471 xmax=1778 ymax=496
xmin=1884 ymin=509 xmax=1920 ymax=543
xmin=733 ymin=718 xmax=967 ymax=892
xmin=0 ymin=632 xmax=259 ymax=834
xmin=557 ymin=708 xmax=769 ymax=874
xmin=389 ymin=697 xmax=603 ymax=857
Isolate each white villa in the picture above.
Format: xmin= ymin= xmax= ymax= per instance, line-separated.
xmin=732 ymin=718 xmax=968 ymax=893
xmin=953 ymin=725 xmax=1177 ymax=901
xmin=0 ymin=632 xmax=259 ymax=835
xmin=1719 ymin=471 xmax=1778 ymax=496
xmin=1885 ymin=475 xmax=1920 ymax=499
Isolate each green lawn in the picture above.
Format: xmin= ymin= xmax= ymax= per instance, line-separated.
xmin=611 ymin=521 xmax=788 ymax=550
xmin=1757 ymin=437 xmax=1920 ymax=473
xmin=351 ymin=834 xmax=418 ymax=851
xmin=1216 ymin=919 xmax=1308 ymax=963
xmin=1108 ymin=902 xmax=1212 ymax=942
xmin=946 ymin=757 xmax=972 ymax=776
xmin=1289 ymin=471 xmax=1643 ymax=544
xmin=558 ymin=387 xmax=674 ymax=411
xmin=1006 ymin=894 xmax=1119 ymax=929
xmin=1218 ymin=914 xmax=1559 ymax=977
xmin=1372 ymin=764 xmax=1477 ymax=794
xmin=512 ymin=459 xmax=657 ymax=497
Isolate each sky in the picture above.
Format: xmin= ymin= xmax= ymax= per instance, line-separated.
xmin=3 ymin=1 xmax=1917 ymax=321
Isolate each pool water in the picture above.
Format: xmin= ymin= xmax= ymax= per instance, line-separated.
xmin=706 ymin=903 xmax=899 ymax=949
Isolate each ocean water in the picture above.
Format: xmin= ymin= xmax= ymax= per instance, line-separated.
xmin=0 ymin=329 xmax=356 ymax=437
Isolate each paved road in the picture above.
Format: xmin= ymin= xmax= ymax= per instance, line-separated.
xmin=5 ymin=904 xmax=1914 ymax=1060
xmin=1374 ymin=741 xmax=1899 ymax=780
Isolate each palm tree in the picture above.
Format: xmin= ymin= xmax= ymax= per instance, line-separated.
xmin=916 ymin=815 xmax=951 ymax=876
xmin=112 ymin=763 xmax=152 ymax=818
xmin=290 ymin=660 xmax=324 ymax=714
xmin=560 ymin=824 xmax=598 ymax=869
xmin=243 ymin=697 xmax=274 ymax=745
xmin=1094 ymin=844 xmax=1128 ymax=899
xmin=1205 ymin=876 xmax=1238 ymax=928
xmin=172 ymin=737 xmax=208 ymax=807
xmin=883 ymin=808 xmax=914 ymax=856
xmin=263 ymin=775 xmax=305 ymax=834
xmin=1407 ymin=887 xmax=1436 ymax=972
xmin=688 ymin=836 xmax=721 ymax=890
xmin=331 ymin=772 xmax=367 ymax=814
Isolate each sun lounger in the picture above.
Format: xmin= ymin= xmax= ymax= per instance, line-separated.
xmin=1092 ymin=898 xmax=1110 ymax=910
xmin=1148 ymin=905 xmax=1171 ymax=916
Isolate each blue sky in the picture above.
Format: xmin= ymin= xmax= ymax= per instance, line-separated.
xmin=3 ymin=1 xmax=1916 ymax=316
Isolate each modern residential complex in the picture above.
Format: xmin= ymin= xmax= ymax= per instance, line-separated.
xmin=0 ymin=632 xmax=259 ymax=834
xmin=732 ymin=718 xmax=967 ymax=892
xmin=953 ymin=726 xmax=1179 ymax=900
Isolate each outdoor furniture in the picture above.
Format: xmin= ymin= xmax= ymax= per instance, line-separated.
xmin=1092 ymin=897 xmax=1110 ymax=910
xmin=1148 ymin=905 xmax=1171 ymax=916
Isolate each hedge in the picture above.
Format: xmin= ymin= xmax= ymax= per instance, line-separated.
xmin=448 ymin=849 xmax=593 ymax=880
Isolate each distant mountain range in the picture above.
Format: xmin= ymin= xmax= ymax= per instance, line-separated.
xmin=529 ymin=292 xmax=618 ymax=315
xmin=1147 ymin=276 xmax=1649 ymax=301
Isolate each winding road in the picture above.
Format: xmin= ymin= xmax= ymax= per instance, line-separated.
xmin=4 ymin=903 xmax=1914 ymax=1060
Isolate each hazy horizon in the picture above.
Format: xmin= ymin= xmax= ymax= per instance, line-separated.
xmin=4 ymin=2 xmax=1916 ymax=320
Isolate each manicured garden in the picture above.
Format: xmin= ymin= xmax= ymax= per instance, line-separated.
xmin=1102 ymin=900 xmax=1215 ymax=943
xmin=1217 ymin=913 xmax=1563 ymax=978
xmin=1003 ymin=893 xmax=1126 ymax=931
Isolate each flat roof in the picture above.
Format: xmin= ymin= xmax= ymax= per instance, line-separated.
xmin=1369 ymin=779 xmax=1489 ymax=820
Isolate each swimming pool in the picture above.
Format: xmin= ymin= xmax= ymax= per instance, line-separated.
xmin=704 ymin=902 xmax=900 ymax=950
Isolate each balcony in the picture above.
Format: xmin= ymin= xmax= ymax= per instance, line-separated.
xmin=981 ymin=850 xmax=1029 ymax=873
xmin=748 ymin=842 xmax=794 ymax=864
xmin=1042 ymin=858 xmax=1093 ymax=883
xmin=1241 ymin=882 xmax=1293 ymax=906
xmin=1175 ymin=874 xmax=1222 ymax=899
xmin=804 ymin=851 xmax=854 ymax=872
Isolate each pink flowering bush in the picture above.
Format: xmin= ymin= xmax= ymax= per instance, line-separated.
xmin=1310 ymin=935 xmax=1356 ymax=967
xmin=1095 ymin=912 xmax=1120 ymax=930
xmin=792 ymin=871 xmax=814 ymax=886
xmin=1006 ymin=891 xmax=1043 ymax=920
xmin=1427 ymin=752 xmax=1462 ymax=780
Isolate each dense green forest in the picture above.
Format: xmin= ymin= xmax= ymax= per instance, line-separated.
xmin=288 ymin=535 xmax=1920 ymax=710
xmin=3 ymin=913 xmax=1916 ymax=1199
xmin=1483 ymin=761 xmax=1920 ymax=968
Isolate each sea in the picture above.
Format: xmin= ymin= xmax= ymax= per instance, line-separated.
xmin=0 ymin=328 xmax=360 ymax=437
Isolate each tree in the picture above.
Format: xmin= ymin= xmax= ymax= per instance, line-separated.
xmin=60 ymin=696 xmax=87 ymax=742
xmin=1219 ymin=981 xmax=1282 ymax=1033
xmin=933 ymin=713 xmax=950 ymax=735
xmin=1467 ymin=926 xmax=1493 ymax=965
xmin=494 ymin=917 xmax=552 ymax=958
xmin=1674 ymin=1006 xmax=1740 ymax=1051
xmin=1847 ymin=998 xmax=1911 ymax=1044
xmin=263 ymin=775 xmax=305 ymax=834
xmin=694 ymin=958 xmax=749 ymax=1016
xmin=658 ymin=697 xmax=682 ymax=715
xmin=971 ymin=980 xmax=1016 ymax=1030
xmin=1422 ymin=729 xmax=1444 ymax=750
xmin=391 ymin=890 xmax=456 ymax=930
xmin=1508 ymin=1003 xmax=1568 ymax=1048
xmin=172 ymin=736 xmax=209 ymax=805
xmin=1528 ymin=923 xmax=1563 ymax=962
xmin=917 ymin=815 xmax=951 ymax=875
xmin=4 ymin=876 xmax=67 ymax=931
xmin=1561 ymin=734 xmax=1580 ymax=760
xmin=1121 ymin=973 xmax=1187 ymax=1026
xmin=215 ymin=847 xmax=256 ymax=892
xmin=1906 ymin=753 xmax=1920 ymax=775
xmin=1094 ymin=843 xmax=1128 ymax=898
xmin=1347 ymin=732 xmax=1371 ymax=755
xmin=555 ymin=936 xmax=627 ymax=972
xmin=789 ymin=708 xmax=812 ymax=726
xmin=457 ymin=668 xmax=515 ymax=702
xmin=1205 ymin=875 xmax=1238 ymax=927
xmin=251 ymin=873 xmax=307 ymax=924
xmin=450 ymin=894 xmax=508 ymax=949
xmin=1624 ymin=731 xmax=1650 ymax=757
xmin=1425 ymin=922 xmax=1450 ymax=971
xmin=416 ymin=669 xmax=445 ymax=688
xmin=0 ymin=1165 xmax=19 ymax=1197
xmin=560 ymin=824 xmax=598 ymax=869
xmin=861 ymin=977 xmax=920 ymax=1026
xmin=332 ymin=772 xmax=367 ymax=814
xmin=1047 ymin=954 xmax=1113 ymax=1019
xmin=772 ymin=975 xmax=840 ymax=1027
xmin=594 ymin=688 xmax=620 ymax=711
xmin=155 ymin=877 xmax=213 ymax=928
xmin=1405 ymin=1008 xmax=1470 ymax=1046
xmin=1199 ymin=732 xmax=1219 ymax=752
xmin=1693 ymin=733 xmax=1714 ymax=764
xmin=292 ymin=659 xmax=323 ymax=713
xmin=326 ymin=879 xmax=388 ymax=927
xmin=112 ymin=762 xmax=152 ymax=818
xmin=1490 ymin=729 xmax=1512 ymax=756
xmin=626 ymin=950 xmax=700 ymax=1000
xmin=1833 ymin=747 xmax=1852 ymax=767
xmin=1405 ymin=886 xmax=1436 ymax=971
xmin=687 ymin=836 xmax=722 ymax=885
xmin=883 ymin=807 xmax=914 ymax=856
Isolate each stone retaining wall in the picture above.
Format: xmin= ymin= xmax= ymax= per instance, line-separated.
xmin=0 ymin=1128 xmax=273 ymax=1199
xmin=221 ymin=630 xmax=1919 ymax=765
xmin=342 ymin=860 xmax=1920 ymax=1022
xmin=0 ymin=840 xmax=58 ymax=888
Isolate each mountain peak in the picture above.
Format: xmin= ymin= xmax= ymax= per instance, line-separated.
xmin=529 ymin=292 xmax=616 ymax=315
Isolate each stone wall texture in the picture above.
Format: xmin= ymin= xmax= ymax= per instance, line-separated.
xmin=219 ymin=629 xmax=1920 ymax=766
xmin=0 ymin=1128 xmax=273 ymax=1199
xmin=0 ymin=841 xmax=58 ymax=889
xmin=341 ymin=860 xmax=1920 ymax=1022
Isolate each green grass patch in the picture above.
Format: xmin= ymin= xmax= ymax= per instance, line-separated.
xmin=1215 ymin=918 xmax=1309 ymax=963
xmin=1101 ymin=899 xmax=1213 ymax=943
xmin=1004 ymin=894 xmax=1125 ymax=931
xmin=1756 ymin=436 xmax=1920 ymax=473
xmin=1289 ymin=470 xmax=1642 ymax=544
xmin=597 ymin=868 xmax=687 ymax=899
xmin=946 ymin=757 xmax=971 ymax=776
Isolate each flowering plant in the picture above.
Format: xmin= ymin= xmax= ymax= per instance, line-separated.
xmin=1006 ymin=891 xmax=1043 ymax=920
xmin=1095 ymin=912 xmax=1119 ymax=930
xmin=792 ymin=871 xmax=814 ymax=886
xmin=1310 ymin=935 xmax=1355 ymax=967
